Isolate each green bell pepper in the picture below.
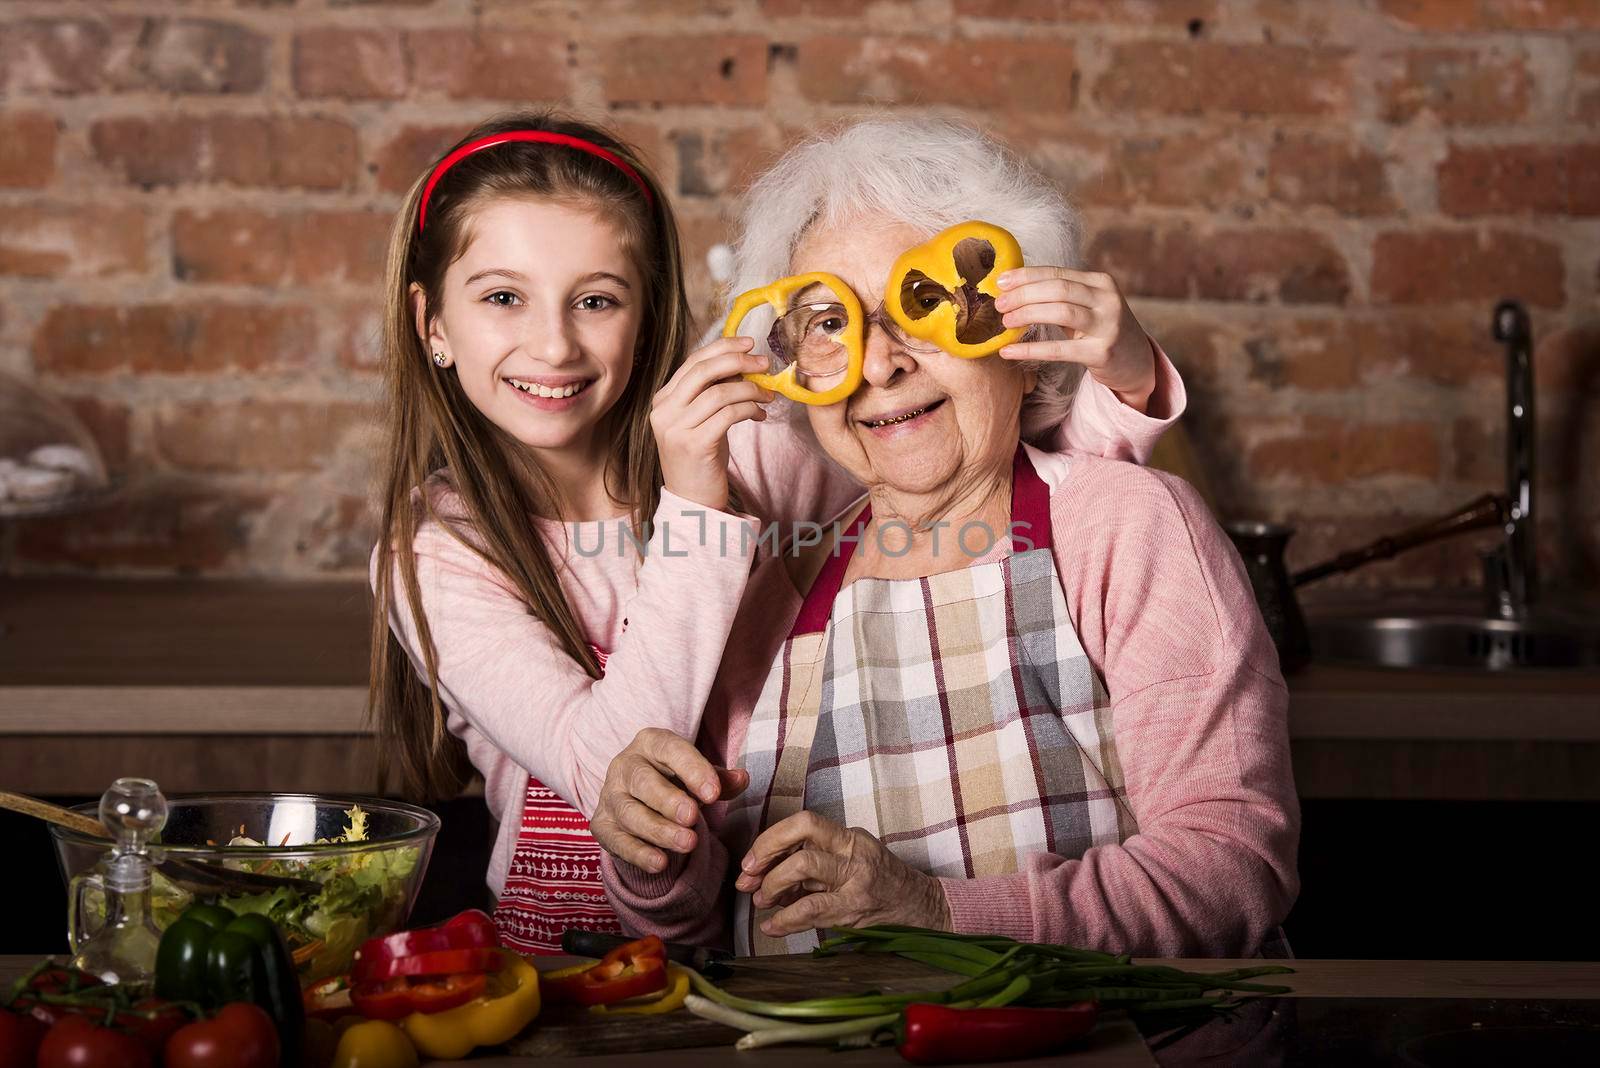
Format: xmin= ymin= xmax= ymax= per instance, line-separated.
xmin=155 ymin=904 xmax=306 ymax=1067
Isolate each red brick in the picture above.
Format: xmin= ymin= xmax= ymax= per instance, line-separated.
xmin=331 ymin=305 xmax=385 ymax=372
xmin=0 ymin=113 xmax=57 ymax=188
xmin=91 ymin=115 xmax=358 ymax=190
xmin=0 ymin=205 xmax=148 ymax=278
xmin=1573 ymin=47 xmax=1600 ymax=123
xmin=154 ymin=400 xmax=372 ymax=473
xmin=374 ymin=125 xmax=461 ymax=195
xmin=15 ymin=481 xmax=268 ymax=572
xmin=796 ymin=37 xmax=1076 ymax=110
xmin=1371 ymin=230 xmax=1565 ymax=307
xmin=1087 ymin=226 xmax=1351 ymax=305
xmin=1438 ymin=143 xmax=1600 ymax=217
xmin=678 ymin=213 xmax=734 ymax=335
xmin=671 ymin=125 xmax=774 ymax=198
xmin=1241 ymin=315 xmax=1500 ymax=390
xmin=1093 ymin=42 xmax=1351 ymax=117
xmin=609 ymin=120 xmax=671 ymax=177
xmin=1379 ymin=0 xmax=1600 ymax=32
xmin=1 ymin=17 xmax=267 ymax=95
xmin=1266 ymin=135 xmax=1394 ymax=216
xmin=411 ymin=30 xmax=569 ymax=100
xmin=1247 ymin=416 xmax=1442 ymax=483
xmin=1452 ymin=417 xmax=1500 ymax=483
xmin=602 ymin=35 xmax=768 ymax=107
xmin=172 ymin=209 xmax=391 ymax=287
xmin=61 ymin=395 xmax=132 ymax=472
xmin=952 ymin=0 xmax=1216 ymax=21
xmin=760 ymin=0 xmax=882 ymax=12
xmin=1380 ymin=48 xmax=1531 ymax=125
xmin=1079 ymin=132 xmax=1251 ymax=210
xmin=295 ymin=494 xmax=380 ymax=571
xmin=293 ymin=28 xmax=407 ymax=100
xmin=33 ymin=305 xmax=318 ymax=375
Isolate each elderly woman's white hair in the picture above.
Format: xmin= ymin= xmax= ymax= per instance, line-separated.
xmin=725 ymin=116 xmax=1085 ymax=443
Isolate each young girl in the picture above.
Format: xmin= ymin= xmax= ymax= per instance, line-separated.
xmin=368 ymin=110 xmax=1184 ymax=953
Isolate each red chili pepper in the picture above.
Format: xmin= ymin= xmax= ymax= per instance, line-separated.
xmin=542 ymin=935 xmax=668 ymax=1008
xmin=897 ymin=1001 xmax=1098 ymax=1065
xmin=352 ymin=909 xmax=498 ymax=975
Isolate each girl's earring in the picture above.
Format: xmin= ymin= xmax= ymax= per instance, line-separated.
xmin=433 ymin=351 xmax=451 ymax=368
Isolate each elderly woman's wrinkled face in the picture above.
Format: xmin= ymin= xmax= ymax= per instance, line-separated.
xmin=790 ymin=218 xmax=1033 ymax=498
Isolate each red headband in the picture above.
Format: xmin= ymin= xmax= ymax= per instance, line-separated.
xmin=418 ymin=131 xmax=654 ymax=231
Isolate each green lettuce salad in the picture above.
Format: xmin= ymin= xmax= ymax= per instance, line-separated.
xmin=130 ymin=805 xmax=420 ymax=981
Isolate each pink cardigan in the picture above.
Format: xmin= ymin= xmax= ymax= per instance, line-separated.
xmin=377 ymin=359 xmax=1187 ymax=901
xmin=601 ymin=448 xmax=1300 ymax=958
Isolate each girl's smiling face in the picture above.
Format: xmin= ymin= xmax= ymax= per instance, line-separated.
xmin=416 ymin=198 xmax=643 ymax=457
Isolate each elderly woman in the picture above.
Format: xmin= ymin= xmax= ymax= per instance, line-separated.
xmin=590 ymin=119 xmax=1299 ymax=957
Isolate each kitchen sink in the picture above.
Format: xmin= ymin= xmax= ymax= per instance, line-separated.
xmin=1311 ymin=611 xmax=1600 ymax=671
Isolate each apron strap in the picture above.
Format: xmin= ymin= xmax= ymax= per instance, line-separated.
xmin=790 ymin=445 xmax=1054 ymax=637
xmin=1010 ymin=445 xmax=1053 ymax=554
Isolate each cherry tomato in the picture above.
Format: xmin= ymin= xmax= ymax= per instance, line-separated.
xmin=349 ymin=972 xmax=487 ymax=1020
xmin=37 ymin=1014 xmax=153 ymax=1068
xmin=351 ymin=946 xmax=503 ymax=983
xmin=0 ymin=1009 xmax=48 ymax=1068
xmin=118 ymin=997 xmax=191 ymax=1052
xmin=164 ymin=1003 xmax=279 ymax=1068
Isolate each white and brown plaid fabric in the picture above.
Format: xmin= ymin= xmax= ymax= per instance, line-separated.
xmin=728 ymin=447 xmax=1139 ymax=955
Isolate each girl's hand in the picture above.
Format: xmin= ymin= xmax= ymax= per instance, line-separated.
xmin=650 ymin=336 xmax=773 ymax=512
xmin=993 ymin=267 xmax=1158 ymax=414
xmin=589 ymin=727 xmax=748 ymax=874
xmin=734 ymin=811 xmax=951 ymax=937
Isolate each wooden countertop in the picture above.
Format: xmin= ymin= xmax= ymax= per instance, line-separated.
xmin=4 ymin=577 xmax=1597 ymax=740
xmin=2 ymin=953 xmax=1596 ymax=1066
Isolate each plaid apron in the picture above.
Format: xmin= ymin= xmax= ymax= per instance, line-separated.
xmin=727 ymin=447 xmax=1139 ymax=955
xmin=492 ymin=644 xmax=625 ymax=954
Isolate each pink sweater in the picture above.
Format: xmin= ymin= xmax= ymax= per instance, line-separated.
xmin=379 ymin=359 xmax=1186 ymax=900
xmin=602 ymin=449 xmax=1300 ymax=958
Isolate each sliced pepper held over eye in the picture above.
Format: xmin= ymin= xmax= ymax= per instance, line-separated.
xmin=886 ymin=220 xmax=1026 ymax=359
xmin=725 ymin=271 xmax=864 ymax=406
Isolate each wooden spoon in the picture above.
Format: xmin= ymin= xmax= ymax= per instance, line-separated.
xmin=0 ymin=790 xmax=321 ymax=896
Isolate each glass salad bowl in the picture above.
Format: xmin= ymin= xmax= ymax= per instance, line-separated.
xmin=51 ymin=793 xmax=439 ymax=984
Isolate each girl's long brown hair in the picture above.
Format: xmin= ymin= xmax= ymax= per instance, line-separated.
xmin=368 ymin=112 xmax=691 ymax=802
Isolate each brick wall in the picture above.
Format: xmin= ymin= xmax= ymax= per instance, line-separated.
xmin=2 ymin=0 xmax=1596 ymax=590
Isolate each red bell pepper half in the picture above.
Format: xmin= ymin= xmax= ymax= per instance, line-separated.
xmin=348 ymin=972 xmax=489 ymax=1021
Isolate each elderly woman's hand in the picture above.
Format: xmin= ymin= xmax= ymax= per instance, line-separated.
xmin=734 ymin=811 xmax=952 ymax=937
xmin=589 ymin=728 xmax=748 ymax=873
xmin=993 ymin=267 xmax=1158 ymax=413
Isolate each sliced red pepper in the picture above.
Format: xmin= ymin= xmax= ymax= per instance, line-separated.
xmin=542 ymin=935 xmax=668 ymax=1008
xmin=897 ymin=1001 xmax=1098 ymax=1065
xmin=352 ymin=909 xmax=498 ymax=974
xmin=352 ymin=947 xmax=503 ymax=983
xmin=349 ymin=972 xmax=488 ymax=1021
xmin=303 ymin=975 xmax=356 ymax=1022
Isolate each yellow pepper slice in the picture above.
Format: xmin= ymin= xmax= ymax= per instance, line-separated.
xmin=331 ymin=1019 xmax=418 ymax=1068
xmin=588 ymin=963 xmax=691 ymax=1016
xmin=885 ymin=220 xmax=1025 ymax=359
xmin=399 ymin=949 xmax=541 ymax=1060
xmin=725 ymin=271 xmax=864 ymax=406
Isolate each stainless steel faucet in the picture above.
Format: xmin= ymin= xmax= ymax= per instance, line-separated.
xmin=1484 ymin=300 xmax=1536 ymax=619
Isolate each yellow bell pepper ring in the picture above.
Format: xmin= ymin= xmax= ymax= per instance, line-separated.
xmin=588 ymin=963 xmax=692 ymax=1016
xmin=724 ymin=271 xmax=864 ymax=406
xmin=330 ymin=1019 xmax=419 ymax=1068
xmin=399 ymin=949 xmax=542 ymax=1060
xmin=886 ymin=220 xmax=1026 ymax=359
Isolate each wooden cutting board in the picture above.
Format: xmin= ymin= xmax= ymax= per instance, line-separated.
xmin=498 ymin=952 xmax=1154 ymax=1064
